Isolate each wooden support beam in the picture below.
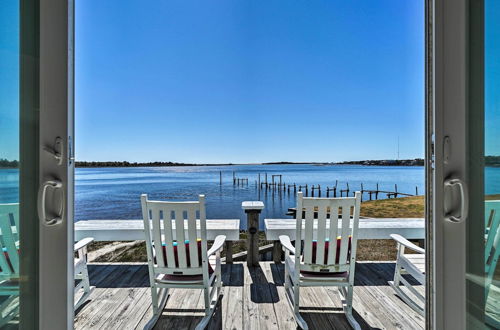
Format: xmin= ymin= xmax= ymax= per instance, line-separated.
xmin=272 ymin=241 xmax=283 ymax=263
xmin=225 ymin=241 xmax=233 ymax=264
xmin=242 ymin=201 xmax=264 ymax=267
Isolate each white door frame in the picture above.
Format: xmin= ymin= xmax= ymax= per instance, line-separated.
xmin=39 ymin=0 xmax=75 ymax=328
xmin=431 ymin=0 xmax=469 ymax=329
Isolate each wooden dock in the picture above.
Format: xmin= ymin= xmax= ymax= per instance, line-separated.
xmin=74 ymin=261 xmax=425 ymax=329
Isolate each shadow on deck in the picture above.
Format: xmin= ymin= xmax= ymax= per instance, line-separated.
xmin=74 ymin=262 xmax=425 ymax=329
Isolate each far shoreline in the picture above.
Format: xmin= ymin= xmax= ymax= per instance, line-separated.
xmin=73 ymin=159 xmax=425 ymax=168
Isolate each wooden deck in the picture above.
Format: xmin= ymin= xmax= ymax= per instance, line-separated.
xmin=74 ymin=262 xmax=425 ymax=329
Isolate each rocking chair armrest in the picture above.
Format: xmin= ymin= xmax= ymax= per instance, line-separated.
xmin=207 ymin=235 xmax=226 ymax=257
xmin=74 ymin=237 xmax=94 ymax=252
xmin=279 ymin=235 xmax=295 ymax=255
xmin=390 ymin=234 xmax=425 ymax=254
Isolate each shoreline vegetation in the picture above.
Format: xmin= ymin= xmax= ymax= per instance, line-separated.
xmin=75 ymin=159 xmax=426 ymax=167
xmin=88 ymin=195 xmax=426 ymax=263
xmin=2 ymin=156 xmax=500 ymax=168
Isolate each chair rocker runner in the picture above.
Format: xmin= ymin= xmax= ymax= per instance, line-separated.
xmin=280 ymin=191 xmax=362 ymax=330
xmin=141 ymin=194 xmax=225 ymax=330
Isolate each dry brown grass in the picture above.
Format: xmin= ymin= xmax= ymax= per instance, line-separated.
xmin=360 ymin=195 xmax=424 ymax=218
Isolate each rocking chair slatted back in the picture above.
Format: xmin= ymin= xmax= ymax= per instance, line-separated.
xmin=296 ymin=191 xmax=361 ymax=273
xmin=141 ymin=194 xmax=208 ymax=276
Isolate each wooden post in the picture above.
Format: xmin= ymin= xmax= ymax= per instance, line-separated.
xmin=376 ymin=183 xmax=379 ymax=200
xmin=416 ymin=186 xmax=418 ymax=196
xmin=258 ymin=173 xmax=261 ymax=187
xmin=219 ymin=171 xmax=222 ymax=185
xmin=225 ymin=241 xmax=233 ymax=264
xmin=242 ymin=201 xmax=264 ymax=267
xmin=395 ymin=184 xmax=398 ymax=198
xmin=272 ymin=241 xmax=283 ymax=263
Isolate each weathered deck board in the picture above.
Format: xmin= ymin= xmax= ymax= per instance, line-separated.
xmin=74 ymin=262 xmax=425 ymax=330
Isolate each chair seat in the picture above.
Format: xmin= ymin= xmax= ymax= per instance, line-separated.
xmin=156 ymin=255 xmax=217 ymax=284
xmin=286 ymin=256 xmax=349 ymax=281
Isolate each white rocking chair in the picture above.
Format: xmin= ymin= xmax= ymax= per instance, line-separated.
xmin=485 ymin=200 xmax=500 ymax=328
xmin=141 ymin=194 xmax=225 ymax=330
xmin=0 ymin=203 xmax=94 ymax=324
xmin=0 ymin=208 xmax=21 ymax=327
xmin=388 ymin=234 xmax=425 ymax=316
xmin=280 ymin=191 xmax=362 ymax=330
xmin=74 ymin=237 xmax=95 ymax=310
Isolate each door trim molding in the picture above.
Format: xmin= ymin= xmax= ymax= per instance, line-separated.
xmin=432 ymin=0 xmax=468 ymax=328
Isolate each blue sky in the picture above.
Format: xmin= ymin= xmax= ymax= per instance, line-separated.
xmin=74 ymin=0 xmax=425 ymax=163
xmin=486 ymin=0 xmax=500 ymax=156
xmin=2 ymin=1 xmax=498 ymax=164
xmin=0 ymin=0 xmax=19 ymax=161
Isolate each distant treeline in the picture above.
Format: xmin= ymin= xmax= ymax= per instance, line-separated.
xmin=0 ymin=159 xmax=19 ymax=168
xmin=486 ymin=156 xmax=500 ymax=166
xmin=337 ymin=159 xmax=425 ymax=166
xmin=75 ymin=161 xmax=201 ymax=167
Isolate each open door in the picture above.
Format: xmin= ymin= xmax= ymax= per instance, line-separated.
xmin=38 ymin=0 xmax=75 ymax=328
xmin=432 ymin=0 xmax=500 ymax=328
xmin=0 ymin=0 xmax=74 ymax=328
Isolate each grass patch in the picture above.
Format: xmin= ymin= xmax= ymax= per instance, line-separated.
xmin=361 ymin=195 xmax=424 ymax=218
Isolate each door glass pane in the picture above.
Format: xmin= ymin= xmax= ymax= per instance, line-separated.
xmin=484 ymin=0 xmax=500 ymax=327
xmin=0 ymin=0 xmax=20 ymax=327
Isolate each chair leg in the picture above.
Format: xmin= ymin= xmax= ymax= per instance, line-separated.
xmin=74 ymin=265 xmax=94 ymax=310
xmin=195 ymin=286 xmax=215 ymax=330
xmin=393 ymin=262 xmax=402 ymax=287
xmin=284 ymin=263 xmax=290 ymax=291
xmin=343 ymin=285 xmax=361 ymax=330
xmin=144 ymin=287 xmax=169 ymax=330
xmin=217 ymin=263 xmax=223 ymax=298
xmin=151 ymin=286 xmax=160 ymax=315
xmin=292 ymin=283 xmax=308 ymax=330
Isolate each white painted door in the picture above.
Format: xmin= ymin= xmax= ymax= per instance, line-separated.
xmin=0 ymin=0 xmax=74 ymax=328
xmin=39 ymin=0 xmax=75 ymax=328
xmin=432 ymin=0 xmax=500 ymax=328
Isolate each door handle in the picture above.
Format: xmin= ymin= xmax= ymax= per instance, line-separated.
xmin=37 ymin=180 xmax=64 ymax=226
xmin=444 ymin=178 xmax=469 ymax=223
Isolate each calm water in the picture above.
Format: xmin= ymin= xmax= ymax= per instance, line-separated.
xmin=1 ymin=164 xmax=500 ymax=228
